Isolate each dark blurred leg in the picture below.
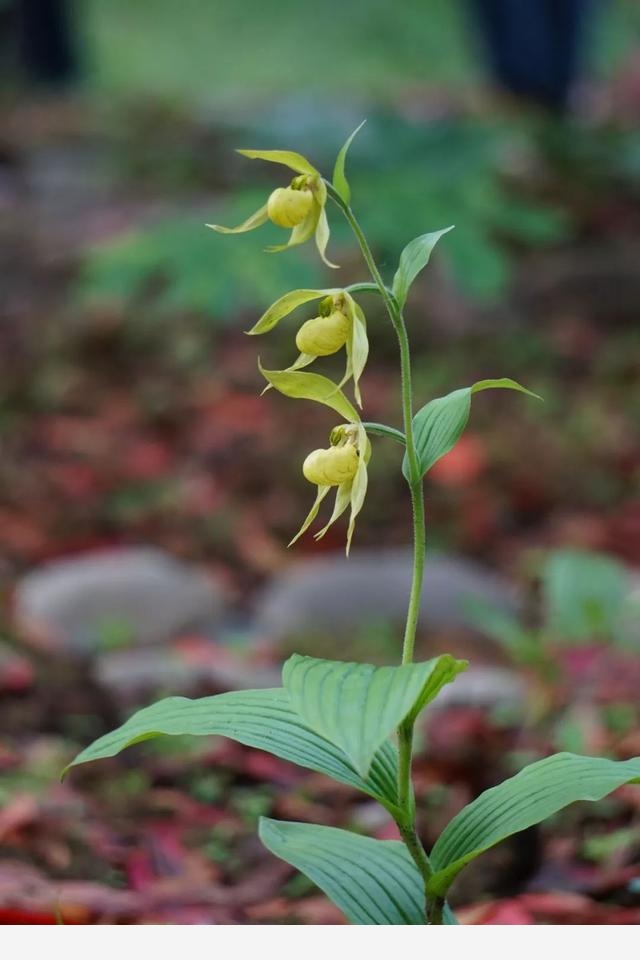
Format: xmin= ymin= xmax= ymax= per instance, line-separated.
xmin=470 ymin=0 xmax=596 ymax=110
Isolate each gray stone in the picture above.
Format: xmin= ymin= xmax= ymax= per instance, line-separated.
xmin=254 ymin=548 xmax=522 ymax=650
xmin=94 ymin=647 xmax=280 ymax=704
xmin=14 ymin=547 xmax=223 ymax=655
xmin=429 ymin=665 xmax=526 ymax=715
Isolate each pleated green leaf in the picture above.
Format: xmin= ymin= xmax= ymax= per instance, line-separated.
xmin=404 ymin=378 xmax=540 ymax=481
xmin=283 ymin=654 xmax=467 ymax=777
xmin=332 ymin=120 xmax=366 ymax=205
xmin=391 ymin=226 xmax=454 ymax=309
xmin=63 ymin=689 xmax=400 ymax=811
xmin=259 ymin=819 xmax=428 ymax=925
xmin=258 ymin=363 xmax=360 ymax=423
xmin=428 ymin=752 xmax=640 ymax=897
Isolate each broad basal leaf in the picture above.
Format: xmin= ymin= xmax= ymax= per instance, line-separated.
xmin=63 ymin=688 xmax=400 ymax=811
xmin=283 ymin=654 xmax=467 ymax=778
xmin=332 ymin=120 xmax=366 ymax=205
xmin=428 ymin=752 xmax=640 ymax=896
xmin=404 ymin=377 xmax=540 ymax=481
xmin=259 ymin=364 xmax=360 ymax=422
xmin=391 ymin=226 xmax=454 ymax=309
xmin=259 ymin=819 xmax=428 ymax=925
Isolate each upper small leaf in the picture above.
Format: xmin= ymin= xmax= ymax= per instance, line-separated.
xmin=404 ymin=378 xmax=540 ymax=481
xmin=283 ymin=653 xmax=466 ymax=777
xmin=332 ymin=120 xmax=366 ymax=205
xmin=428 ymin=752 xmax=640 ymax=897
xmin=391 ymin=226 xmax=454 ymax=309
xmin=259 ymin=364 xmax=360 ymax=423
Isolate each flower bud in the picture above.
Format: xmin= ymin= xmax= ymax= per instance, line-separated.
xmin=303 ymin=444 xmax=359 ymax=486
xmin=295 ymin=310 xmax=350 ymax=357
xmin=267 ymin=187 xmax=313 ymax=228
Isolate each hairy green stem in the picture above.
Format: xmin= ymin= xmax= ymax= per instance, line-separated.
xmin=326 ymin=182 xmax=438 ymax=923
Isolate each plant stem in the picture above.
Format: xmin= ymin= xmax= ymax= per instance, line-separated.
xmin=327 ymin=182 xmax=439 ymax=923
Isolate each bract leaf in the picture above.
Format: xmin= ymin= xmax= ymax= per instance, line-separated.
xmin=404 ymin=378 xmax=540 ymax=481
xmin=391 ymin=226 xmax=454 ymax=308
xmin=332 ymin=120 xmax=366 ymax=205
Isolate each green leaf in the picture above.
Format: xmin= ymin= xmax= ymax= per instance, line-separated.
xmin=259 ymin=819 xmax=427 ymax=925
xmin=63 ymin=688 xmax=400 ymax=811
xmin=428 ymin=752 xmax=640 ymax=897
xmin=283 ymin=654 xmax=467 ymax=777
xmin=332 ymin=120 xmax=366 ymax=205
xmin=404 ymin=378 xmax=540 ymax=481
xmin=248 ymin=288 xmax=337 ymax=335
xmin=470 ymin=377 xmax=542 ymax=400
xmin=391 ymin=226 xmax=454 ymax=309
xmin=542 ymin=548 xmax=627 ymax=644
xmin=258 ymin=363 xmax=360 ymax=423
xmin=236 ymin=149 xmax=318 ymax=176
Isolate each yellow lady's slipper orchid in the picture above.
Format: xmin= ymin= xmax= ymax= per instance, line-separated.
xmin=302 ymin=443 xmax=359 ymax=486
xmin=206 ymin=150 xmax=337 ymax=268
xmin=248 ymin=289 xmax=369 ymax=407
xmin=291 ymin=423 xmax=371 ymax=555
xmin=295 ymin=308 xmax=350 ymax=357
xmin=267 ymin=186 xmax=314 ymax=228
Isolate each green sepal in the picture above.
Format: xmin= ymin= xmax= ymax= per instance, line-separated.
xmin=258 ymin=362 xmax=360 ymax=423
xmin=236 ymin=149 xmax=318 ymax=176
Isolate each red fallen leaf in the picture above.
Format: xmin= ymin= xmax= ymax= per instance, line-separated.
xmin=121 ymin=439 xmax=174 ymax=481
xmin=463 ymin=898 xmax=534 ymax=925
xmin=0 ymin=793 xmax=38 ymax=841
xmin=0 ymin=907 xmax=83 ymax=925
xmin=0 ymin=647 xmax=34 ymax=692
xmin=47 ymin=462 xmax=102 ymax=499
xmin=375 ymin=822 xmax=402 ymax=841
xmin=429 ymin=434 xmax=487 ymax=488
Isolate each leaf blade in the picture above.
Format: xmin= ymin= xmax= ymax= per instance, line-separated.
xmin=259 ymin=819 xmax=427 ymax=925
xmin=64 ymin=688 xmax=400 ymax=810
xmin=404 ymin=377 xmax=540 ymax=481
xmin=429 ymin=752 xmax=640 ymax=896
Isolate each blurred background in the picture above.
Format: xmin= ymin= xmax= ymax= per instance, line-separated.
xmin=1 ymin=0 xmax=640 ymax=925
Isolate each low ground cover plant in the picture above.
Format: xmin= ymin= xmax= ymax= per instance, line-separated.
xmin=65 ymin=128 xmax=640 ymax=925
